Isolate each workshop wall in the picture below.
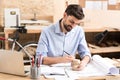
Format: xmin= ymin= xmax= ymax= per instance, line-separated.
xmin=0 ymin=0 xmax=78 ymax=27
xmin=0 ymin=0 xmax=54 ymax=27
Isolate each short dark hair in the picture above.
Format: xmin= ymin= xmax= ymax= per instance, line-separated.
xmin=65 ymin=4 xmax=84 ymax=20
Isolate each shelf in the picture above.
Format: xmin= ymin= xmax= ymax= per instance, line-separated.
xmin=88 ymin=43 xmax=120 ymax=54
xmin=83 ymin=27 xmax=120 ymax=32
xmin=21 ymin=20 xmax=52 ymax=25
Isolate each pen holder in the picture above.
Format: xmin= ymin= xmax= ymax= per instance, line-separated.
xmin=30 ymin=66 xmax=40 ymax=79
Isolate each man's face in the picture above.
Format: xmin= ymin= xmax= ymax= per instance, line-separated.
xmin=63 ymin=13 xmax=81 ymax=32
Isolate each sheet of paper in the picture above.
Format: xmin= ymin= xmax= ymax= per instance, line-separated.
xmin=41 ymin=65 xmax=65 ymax=78
xmin=55 ymin=77 xmax=74 ymax=80
xmin=43 ymin=74 xmax=65 ymax=79
xmin=51 ymin=62 xmax=71 ymax=67
xmin=65 ymin=62 xmax=106 ymax=79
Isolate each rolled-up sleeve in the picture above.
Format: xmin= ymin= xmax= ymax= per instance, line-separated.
xmin=36 ymin=30 xmax=48 ymax=64
xmin=77 ymin=29 xmax=91 ymax=59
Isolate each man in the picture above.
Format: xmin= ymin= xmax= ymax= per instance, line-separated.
xmin=36 ymin=4 xmax=91 ymax=70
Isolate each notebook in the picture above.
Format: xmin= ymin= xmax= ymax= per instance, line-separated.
xmin=0 ymin=50 xmax=30 ymax=76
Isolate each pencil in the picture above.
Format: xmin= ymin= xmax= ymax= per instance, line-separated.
xmin=63 ymin=51 xmax=70 ymax=55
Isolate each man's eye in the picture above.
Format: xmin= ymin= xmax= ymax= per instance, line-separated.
xmin=70 ymin=21 xmax=74 ymax=24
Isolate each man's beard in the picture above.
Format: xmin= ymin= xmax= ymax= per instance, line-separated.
xmin=63 ymin=23 xmax=72 ymax=32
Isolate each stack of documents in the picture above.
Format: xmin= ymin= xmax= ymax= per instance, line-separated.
xmin=92 ymin=55 xmax=119 ymax=75
xmin=40 ymin=55 xmax=119 ymax=80
xmin=66 ymin=55 xmax=119 ymax=79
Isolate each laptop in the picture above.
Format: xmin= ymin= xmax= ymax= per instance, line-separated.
xmin=0 ymin=50 xmax=30 ymax=76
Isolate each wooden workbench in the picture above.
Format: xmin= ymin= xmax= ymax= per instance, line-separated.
xmin=0 ymin=72 xmax=120 ymax=80
xmin=0 ymin=51 xmax=120 ymax=80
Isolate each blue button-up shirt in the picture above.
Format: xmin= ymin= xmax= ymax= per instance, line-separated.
xmin=36 ymin=20 xmax=91 ymax=61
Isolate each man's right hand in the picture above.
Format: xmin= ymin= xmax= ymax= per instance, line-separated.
xmin=62 ymin=55 xmax=75 ymax=63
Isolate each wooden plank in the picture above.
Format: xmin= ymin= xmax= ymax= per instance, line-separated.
xmin=88 ymin=43 xmax=100 ymax=49
xmin=83 ymin=26 xmax=120 ymax=32
xmin=79 ymin=0 xmax=85 ymax=8
xmin=89 ymin=46 xmax=120 ymax=54
xmin=0 ymin=32 xmax=4 ymax=35
xmin=108 ymin=5 xmax=117 ymax=10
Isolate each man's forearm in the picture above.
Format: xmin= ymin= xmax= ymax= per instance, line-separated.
xmin=81 ymin=55 xmax=91 ymax=64
xmin=42 ymin=56 xmax=74 ymax=65
xmin=42 ymin=57 xmax=64 ymax=65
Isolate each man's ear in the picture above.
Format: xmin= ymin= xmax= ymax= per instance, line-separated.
xmin=63 ymin=12 xmax=67 ymax=18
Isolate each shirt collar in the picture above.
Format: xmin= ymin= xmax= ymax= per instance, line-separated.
xmin=54 ymin=19 xmax=62 ymax=34
xmin=54 ymin=19 xmax=76 ymax=35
